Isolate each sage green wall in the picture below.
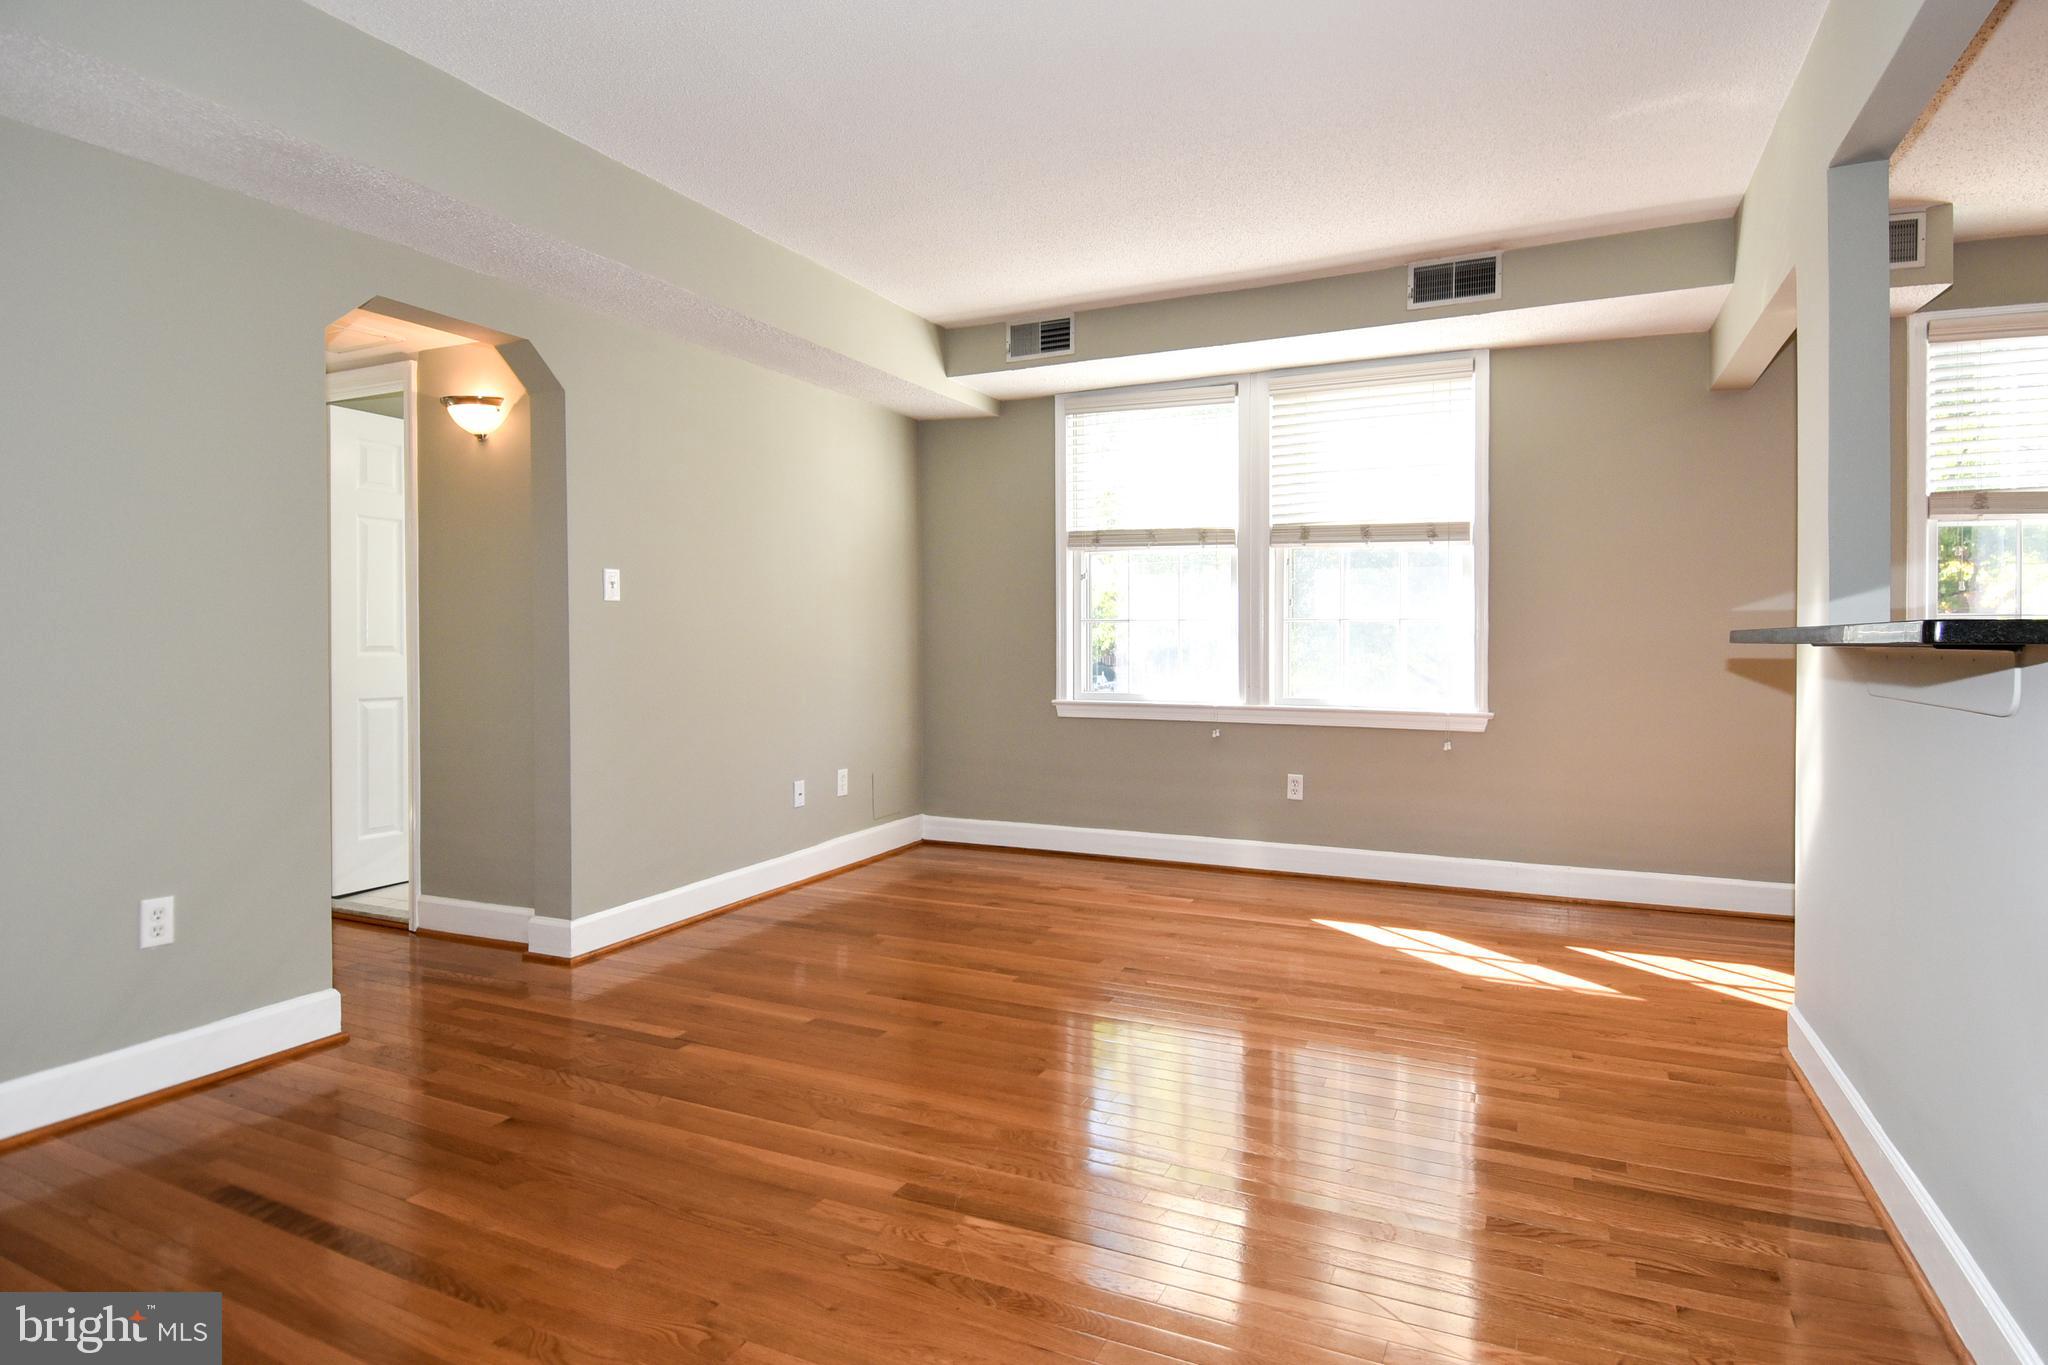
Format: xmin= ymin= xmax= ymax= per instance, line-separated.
xmin=0 ymin=117 xmax=921 ymax=1079
xmin=415 ymin=344 xmax=535 ymax=910
xmin=563 ymin=337 xmax=922 ymax=915
xmin=919 ymin=333 xmax=1796 ymax=883
xmin=1 ymin=125 xmax=331 ymax=1079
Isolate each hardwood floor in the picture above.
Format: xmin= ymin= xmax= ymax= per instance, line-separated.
xmin=0 ymin=846 xmax=1955 ymax=1363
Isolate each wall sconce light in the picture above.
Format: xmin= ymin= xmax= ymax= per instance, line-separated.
xmin=440 ymin=395 xmax=506 ymax=441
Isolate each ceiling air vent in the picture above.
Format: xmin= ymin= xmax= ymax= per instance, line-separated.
xmin=1007 ymin=315 xmax=1075 ymax=361
xmin=1889 ymin=212 xmax=1926 ymax=270
xmin=1408 ymin=252 xmax=1502 ymax=308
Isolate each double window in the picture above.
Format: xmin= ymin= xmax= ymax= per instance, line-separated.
xmin=1056 ymin=353 xmax=1489 ymax=729
xmin=1910 ymin=307 xmax=2048 ymax=616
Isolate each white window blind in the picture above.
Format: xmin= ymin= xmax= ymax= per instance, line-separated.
xmin=1065 ymin=386 xmax=1238 ymax=547
xmin=1053 ymin=353 xmax=1489 ymax=724
xmin=1926 ymin=313 xmax=2048 ymax=514
xmin=1269 ymin=359 xmax=1476 ymax=542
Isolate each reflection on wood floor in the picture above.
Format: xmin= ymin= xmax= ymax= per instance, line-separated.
xmin=0 ymin=845 xmax=1955 ymax=1362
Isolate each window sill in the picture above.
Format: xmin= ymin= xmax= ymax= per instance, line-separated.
xmin=1051 ymin=699 xmax=1493 ymax=731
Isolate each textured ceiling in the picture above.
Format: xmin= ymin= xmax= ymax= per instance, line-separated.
xmin=301 ymin=0 xmax=1828 ymax=326
xmin=1893 ymin=0 xmax=2048 ymax=240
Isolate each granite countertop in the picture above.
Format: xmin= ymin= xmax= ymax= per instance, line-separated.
xmin=1730 ymin=619 xmax=2048 ymax=650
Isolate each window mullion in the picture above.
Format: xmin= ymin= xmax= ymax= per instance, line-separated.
xmin=1239 ymin=374 xmax=1270 ymax=706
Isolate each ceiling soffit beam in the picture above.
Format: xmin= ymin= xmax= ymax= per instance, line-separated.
xmin=1707 ymin=0 xmax=1992 ymax=630
xmin=946 ymin=221 xmax=1745 ymax=397
xmin=943 ymin=212 xmax=1959 ymax=403
xmin=0 ymin=0 xmax=993 ymax=420
xmin=960 ymin=289 xmax=1747 ymax=402
xmin=1709 ymin=0 xmax=1992 ymax=392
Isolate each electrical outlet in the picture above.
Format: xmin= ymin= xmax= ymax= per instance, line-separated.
xmin=835 ymin=768 xmax=849 ymax=797
xmin=1285 ymin=773 xmax=1304 ymax=801
xmin=140 ymin=896 xmax=175 ymax=948
xmin=793 ymin=778 xmax=806 ymax=809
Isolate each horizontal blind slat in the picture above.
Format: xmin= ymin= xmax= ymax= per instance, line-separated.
xmin=1927 ymin=310 xmax=2048 ymax=343
xmin=1927 ymin=327 xmax=2048 ymax=495
xmin=1066 ymin=393 xmax=1239 ymax=535
xmin=1063 ymin=383 xmax=1238 ymax=415
xmin=1267 ymin=358 xmax=1474 ymax=393
xmin=1928 ymin=490 xmax=2048 ymax=515
xmin=1268 ymin=364 xmax=1478 ymax=528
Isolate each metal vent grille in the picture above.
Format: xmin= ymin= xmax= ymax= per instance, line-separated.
xmin=1408 ymin=253 xmax=1501 ymax=307
xmin=1410 ymin=261 xmax=1456 ymax=305
xmin=1007 ymin=316 xmax=1076 ymax=360
xmin=1889 ymin=215 xmax=1924 ymax=268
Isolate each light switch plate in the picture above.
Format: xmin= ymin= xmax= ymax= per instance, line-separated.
xmin=793 ymin=778 xmax=806 ymax=808
xmin=603 ymin=568 xmax=621 ymax=602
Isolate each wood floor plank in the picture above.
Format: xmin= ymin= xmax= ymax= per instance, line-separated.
xmin=0 ymin=846 xmax=1955 ymax=1361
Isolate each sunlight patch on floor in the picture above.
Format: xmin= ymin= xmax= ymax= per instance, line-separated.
xmin=1570 ymin=947 xmax=1793 ymax=1009
xmin=1316 ymin=921 xmax=1622 ymax=994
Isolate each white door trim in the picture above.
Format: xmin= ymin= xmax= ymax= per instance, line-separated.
xmin=326 ymin=361 xmax=421 ymax=932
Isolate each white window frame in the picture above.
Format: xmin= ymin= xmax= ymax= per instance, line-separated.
xmin=1053 ymin=351 xmax=1491 ymax=731
xmin=1906 ymin=303 xmax=2048 ymax=616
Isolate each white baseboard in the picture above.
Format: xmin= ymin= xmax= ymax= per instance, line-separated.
xmin=0 ymin=989 xmax=342 ymax=1142
xmin=1789 ymin=1007 xmax=2040 ymax=1365
xmin=526 ymin=816 xmax=925 ymax=959
xmin=425 ymin=815 xmax=1792 ymax=962
xmin=920 ymin=816 xmax=1793 ymax=917
xmin=416 ymin=894 xmax=533 ymax=944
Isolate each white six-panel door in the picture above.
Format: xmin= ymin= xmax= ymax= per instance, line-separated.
xmin=330 ymin=405 xmax=411 ymax=896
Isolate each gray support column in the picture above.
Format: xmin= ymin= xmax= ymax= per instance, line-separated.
xmin=1796 ymin=160 xmax=1896 ymax=625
